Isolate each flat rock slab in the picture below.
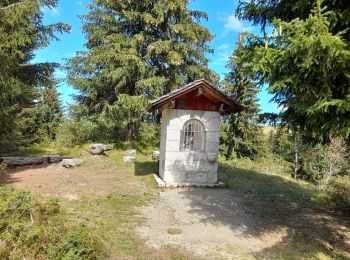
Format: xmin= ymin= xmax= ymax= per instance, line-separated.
xmin=1 ymin=157 xmax=46 ymax=167
xmin=123 ymin=156 xmax=135 ymax=163
xmin=127 ymin=149 xmax=137 ymax=154
xmin=62 ymin=159 xmax=83 ymax=168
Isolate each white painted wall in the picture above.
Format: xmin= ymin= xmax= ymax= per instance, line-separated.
xmin=159 ymin=108 xmax=221 ymax=186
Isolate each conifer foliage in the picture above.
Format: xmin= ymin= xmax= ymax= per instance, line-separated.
xmin=0 ymin=0 xmax=69 ymax=152
xmin=223 ymin=36 xmax=263 ymax=159
xmin=67 ymin=0 xmax=214 ymax=140
xmin=236 ymin=2 xmax=350 ymax=142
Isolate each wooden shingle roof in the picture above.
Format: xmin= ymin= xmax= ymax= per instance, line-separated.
xmin=147 ymin=79 xmax=244 ymax=114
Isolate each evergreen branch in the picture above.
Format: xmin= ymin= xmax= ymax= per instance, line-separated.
xmin=0 ymin=2 xmax=23 ymax=11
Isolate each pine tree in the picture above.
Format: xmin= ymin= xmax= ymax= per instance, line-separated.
xmin=223 ymin=35 xmax=263 ymax=159
xmin=0 ymin=0 xmax=70 ymax=152
xmin=67 ymin=0 xmax=214 ymax=140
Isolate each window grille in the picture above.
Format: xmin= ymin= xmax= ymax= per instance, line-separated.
xmin=180 ymin=120 xmax=205 ymax=151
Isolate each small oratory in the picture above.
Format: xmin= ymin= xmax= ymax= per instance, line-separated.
xmin=147 ymin=79 xmax=244 ymax=187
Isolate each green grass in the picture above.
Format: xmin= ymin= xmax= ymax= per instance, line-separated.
xmin=1 ymin=143 xmax=88 ymax=157
xmin=219 ymin=162 xmax=328 ymax=207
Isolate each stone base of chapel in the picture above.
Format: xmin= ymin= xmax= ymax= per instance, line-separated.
xmin=153 ymin=174 xmax=225 ymax=188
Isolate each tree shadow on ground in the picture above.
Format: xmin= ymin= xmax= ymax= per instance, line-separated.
xmin=0 ymin=164 xmax=52 ymax=185
xmin=134 ymin=161 xmax=158 ymax=176
xmin=177 ymin=163 xmax=350 ymax=258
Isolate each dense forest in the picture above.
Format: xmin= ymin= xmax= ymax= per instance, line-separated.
xmin=1 ymin=0 xmax=349 ymax=208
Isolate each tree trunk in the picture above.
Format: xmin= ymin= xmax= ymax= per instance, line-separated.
xmin=126 ymin=122 xmax=139 ymax=142
xmin=294 ymin=142 xmax=299 ymax=179
xmin=226 ymin=142 xmax=234 ymax=160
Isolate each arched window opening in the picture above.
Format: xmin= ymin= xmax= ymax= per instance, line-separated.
xmin=180 ymin=120 xmax=205 ymax=151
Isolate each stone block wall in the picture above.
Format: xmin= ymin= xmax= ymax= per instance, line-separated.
xmin=159 ymin=108 xmax=221 ymax=186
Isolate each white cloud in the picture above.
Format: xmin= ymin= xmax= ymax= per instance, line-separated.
xmin=54 ymin=70 xmax=67 ymax=78
xmin=212 ymin=44 xmax=233 ymax=66
xmin=217 ymin=44 xmax=229 ymax=50
xmin=42 ymin=6 xmax=60 ymax=17
xmin=218 ymin=12 xmax=252 ymax=36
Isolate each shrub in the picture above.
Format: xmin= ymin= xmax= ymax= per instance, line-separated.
xmin=0 ymin=185 xmax=105 ymax=259
xmin=56 ymin=120 xmax=99 ymax=147
xmin=136 ymin=123 xmax=160 ymax=149
xmin=224 ymin=155 xmax=292 ymax=176
xmin=0 ymin=162 xmax=6 ymax=174
xmin=326 ymin=177 xmax=350 ymax=207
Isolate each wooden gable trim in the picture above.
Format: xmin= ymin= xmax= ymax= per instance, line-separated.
xmin=147 ymin=79 xmax=245 ymax=114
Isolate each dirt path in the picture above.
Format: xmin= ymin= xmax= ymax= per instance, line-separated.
xmin=138 ymin=188 xmax=350 ymax=259
xmin=0 ymin=156 xmax=119 ymax=201
xmin=137 ymin=188 xmax=284 ymax=259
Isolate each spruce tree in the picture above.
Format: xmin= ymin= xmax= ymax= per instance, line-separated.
xmin=36 ymin=78 xmax=63 ymax=141
xmin=0 ymin=0 xmax=70 ymax=152
xmin=223 ymin=36 xmax=263 ymax=159
xmin=67 ymin=0 xmax=214 ymax=140
xmin=236 ymin=0 xmax=350 ymax=40
xmin=239 ymin=2 xmax=350 ymax=142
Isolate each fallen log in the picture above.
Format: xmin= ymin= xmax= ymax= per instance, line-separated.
xmin=0 ymin=157 xmax=45 ymax=167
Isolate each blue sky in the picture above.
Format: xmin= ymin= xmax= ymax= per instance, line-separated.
xmin=34 ymin=0 xmax=278 ymax=113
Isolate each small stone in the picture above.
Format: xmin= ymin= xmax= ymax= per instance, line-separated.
xmin=127 ymin=149 xmax=137 ymax=154
xmin=152 ymin=151 xmax=160 ymax=161
xmin=123 ymin=156 xmax=135 ymax=163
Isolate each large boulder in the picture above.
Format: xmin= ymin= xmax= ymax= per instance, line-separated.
xmin=90 ymin=148 xmax=104 ymax=155
xmin=62 ymin=159 xmax=83 ymax=168
xmin=0 ymin=157 xmax=45 ymax=167
xmin=89 ymin=144 xmax=113 ymax=155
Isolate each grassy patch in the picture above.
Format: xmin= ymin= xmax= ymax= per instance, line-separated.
xmin=1 ymin=143 xmax=88 ymax=157
xmin=0 ymin=185 xmax=105 ymax=259
xmin=218 ymin=163 xmax=328 ymax=207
